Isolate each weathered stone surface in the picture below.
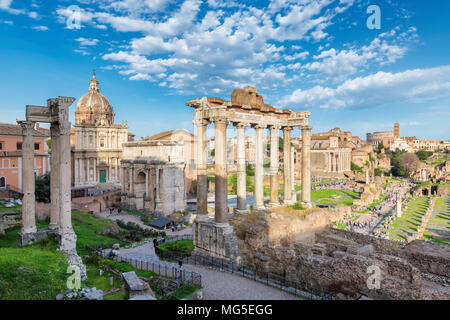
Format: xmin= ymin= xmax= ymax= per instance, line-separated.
xmin=229 ymin=209 xmax=450 ymax=300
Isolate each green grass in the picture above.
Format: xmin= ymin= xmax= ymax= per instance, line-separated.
xmin=158 ymin=239 xmax=194 ymax=257
xmin=99 ymin=259 xmax=157 ymax=278
xmin=71 ymin=211 xmax=127 ymax=256
xmin=421 ymin=197 xmax=450 ymax=245
xmin=85 ymin=263 xmax=123 ymax=292
xmin=0 ymin=239 xmax=69 ymax=300
xmin=0 ymin=203 xmax=22 ymax=213
xmin=168 ymin=284 xmax=202 ymax=300
xmin=104 ymin=289 xmax=127 ymax=300
xmin=311 ymin=189 xmax=360 ymax=206
xmin=389 ymin=196 xmax=430 ymax=241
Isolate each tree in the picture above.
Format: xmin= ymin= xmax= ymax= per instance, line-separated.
xmin=374 ymin=168 xmax=382 ymax=177
xmin=351 ymin=162 xmax=363 ymax=173
xmin=397 ymin=153 xmax=420 ymax=174
xmin=35 ymin=172 xmax=50 ymax=203
xmin=376 ymin=142 xmax=384 ymax=153
xmin=415 ymin=150 xmax=433 ymax=161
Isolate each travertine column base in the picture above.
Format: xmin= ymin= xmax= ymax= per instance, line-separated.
xmin=192 ymin=218 xmax=241 ymax=264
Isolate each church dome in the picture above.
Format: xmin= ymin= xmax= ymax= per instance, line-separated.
xmin=75 ymin=72 xmax=114 ymax=126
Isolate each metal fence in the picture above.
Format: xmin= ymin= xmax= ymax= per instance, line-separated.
xmin=89 ymin=246 xmax=201 ymax=287
xmin=155 ymin=248 xmax=332 ymax=300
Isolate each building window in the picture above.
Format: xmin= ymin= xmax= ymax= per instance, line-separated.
xmin=17 ymin=142 xmax=22 ymax=150
xmin=0 ymin=177 xmax=5 ymax=188
xmin=0 ymin=142 xmax=2 ymax=150
xmin=34 ymin=143 xmax=39 ymax=150
xmin=100 ymin=139 xmax=105 ymax=148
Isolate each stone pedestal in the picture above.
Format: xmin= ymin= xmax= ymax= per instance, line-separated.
xmin=143 ymin=197 xmax=151 ymax=212
xmin=17 ymin=229 xmax=58 ymax=247
xmin=193 ymin=218 xmax=241 ymax=263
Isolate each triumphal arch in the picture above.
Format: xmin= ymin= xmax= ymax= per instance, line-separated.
xmin=187 ymin=86 xmax=312 ymax=262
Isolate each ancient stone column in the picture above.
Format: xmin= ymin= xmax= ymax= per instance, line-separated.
xmin=196 ymin=121 xmax=208 ymax=219
xmin=59 ymin=120 xmax=77 ymax=252
xmin=49 ymin=123 xmax=60 ymax=230
xmin=269 ymin=125 xmax=280 ymax=206
xmin=301 ymin=126 xmax=312 ymax=206
xmin=214 ymin=119 xmax=228 ymax=224
xmin=235 ymin=123 xmax=248 ymax=213
xmin=396 ymin=193 xmax=402 ymax=218
xmin=20 ymin=121 xmax=37 ymax=234
xmin=291 ymin=146 xmax=295 ymax=195
xmin=365 ymin=168 xmax=370 ymax=184
xmin=155 ymin=166 xmax=162 ymax=213
xmin=254 ymin=125 xmax=265 ymax=210
xmin=145 ymin=167 xmax=149 ymax=198
xmin=283 ymin=127 xmax=293 ymax=205
xmin=129 ymin=166 xmax=134 ymax=196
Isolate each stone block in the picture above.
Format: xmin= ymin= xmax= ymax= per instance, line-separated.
xmin=123 ymin=271 xmax=149 ymax=299
xmin=17 ymin=229 xmax=58 ymax=247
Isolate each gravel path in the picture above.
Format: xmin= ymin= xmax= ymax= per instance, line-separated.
xmin=184 ymin=264 xmax=301 ymax=300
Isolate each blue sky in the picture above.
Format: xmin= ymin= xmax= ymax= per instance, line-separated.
xmin=0 ymin=0 xmax=449 ymax=141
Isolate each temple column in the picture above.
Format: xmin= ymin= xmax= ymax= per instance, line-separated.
xmin=20 ymin=121 xmax=37 ymax=234
xmin=59 ymin=120 xmax=77 ymax=252
xmin=283 ymin=127 xmax=294 ymax=204
xmin=291 ymin=146 xmax=295 ymax=196
xmin=269 ymin=125 xmax=280 ymax=206
xmin=145 ymin=168 xmax=149 ymax=197
xmin=235 ymin=123 xmax=248 ymax=213
xmin=49 ymin=123 xmax=60 ymax=230
xmin=214 ymin=119 xmax=228 ymax=224
xmin=196 ymin=120 xmax=208 ymax=219
xmin=301 ymin=126 xmax=312 ymax=206
xmin=155 ymin=166 xmax=162 ymax=214
xmin=254 ymin=124 xmax=265 ymax=210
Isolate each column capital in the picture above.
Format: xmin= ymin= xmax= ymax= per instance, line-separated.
xmin=193 ymin=119 xmax=210 ymax=126
xmin=18 ymin=120 xmax=35 ymax=132
xmin=282 ymin=126 xmax=293 ymax=132
xmin=234 ymin=122 xmax=249 ymax=129
xmin=301 ymin=125 xmax=312 ymax=132
xmin=268 ymin=124 xmax=281 ymax=131
xmin=252 ymin=124 xmax=266 ymax=129
xmin=213 ymin=118 xmax=228 ymax=125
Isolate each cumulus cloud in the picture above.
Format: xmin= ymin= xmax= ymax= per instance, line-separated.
xmin=54 ymin=0 xmax=422 ymax=95
xmin=279 ymin=65 xmax=450 ymax=109
xmin=32 ymin=25 xmax=48 ymax=31
xmin=0 ymin=0 xmax=39 ymax=18
xmin=76 ymin=37 xmax=99 ymax=46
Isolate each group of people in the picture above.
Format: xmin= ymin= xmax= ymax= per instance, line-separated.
xmin=108 ymin=207 xmax=122 ymax=216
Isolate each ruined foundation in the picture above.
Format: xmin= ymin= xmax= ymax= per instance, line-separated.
xmin=192 ymin=219 xmax=242 ymax=264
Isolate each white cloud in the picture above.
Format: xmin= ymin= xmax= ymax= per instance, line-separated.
xmin=280 ymin=65 xmax=450 ymax=109
xmin=32 ymin=25 xmax=48 ymax=31
xmin=76 ymin=37 xmax=99 ymax=46
xmin=0 ymin=0 xmax=39 ymax=18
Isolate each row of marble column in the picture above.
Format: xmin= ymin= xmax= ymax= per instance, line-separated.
xmin=196 ymin=120 xmax=312 ymax=225
xmin=20 ymin=120 xmax=75 ymax=240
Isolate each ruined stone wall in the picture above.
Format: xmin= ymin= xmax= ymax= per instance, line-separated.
xmin=230 ymin=209 xmax=449 ymax=299
xmin=0 ymin=211 xmax=22 ymax=236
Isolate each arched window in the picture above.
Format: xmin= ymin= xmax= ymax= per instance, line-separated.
xmin=0 ymin=177 xmax=5 ymax=188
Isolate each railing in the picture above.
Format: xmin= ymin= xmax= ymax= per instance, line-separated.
xmin=87 ymin=245 xmax=201 ymax=288
xmin=155 ymin=248 xmax=332 ymax=300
